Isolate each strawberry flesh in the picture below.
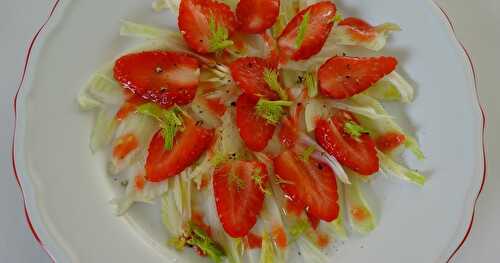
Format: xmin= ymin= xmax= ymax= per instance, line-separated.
xmin=236 ymin=94 xmax=276 ymax=151
xmin=314 ymin=110 xmax=379 ymax=175
xmin=113 ymin=51 xmax=200 ymax=108
xmin=338 ymin=17 xmax=377 ymax=42
xmin=178 ymin=0 xmax=237 ymax=53
xmin=145 ymin=118 xmax=214 ymax=182
xmin=230 ymin=57 xmax=280 ymax=99
xmin=376 ymin=132 xmax=406 ymax=152
xmin=213 ymin=161 xmax=268 ymax=237
xmin=279 ymin=117 xmax=298 ymax=149
xmin=278 ymin=1 xmax=337 ymax=61
xmin=318 ymin=56 xmax=398 ymax=99
xmin=236 ymin=0 xmax=280 ymax=34
xmin=274 ymin=150 xmax=339 ymax=221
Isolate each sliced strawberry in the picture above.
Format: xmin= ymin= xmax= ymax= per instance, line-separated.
xmin=279 ymin=116 xmax=298 ymax=149
xmin=145 ymin=118 xmax=214 ymax=182
xmin=307 ymin=212 xmax=320 ymax=229
xmin=277 ymin=1 xmax=337 ymax=61
xmin=318 ymin=56 xmax=398 ymax=99
xmin=314 ymin=110 xmax=379 ymax=175
xmin=236 ymin=94 xmax=276 ymax=151
xmin=273 ymin=150 xmax=339 ymax=221
xmin=285 ymin=198 xmax=306 ymax=216
xmin=113 ymin=133 xmax=139 ymax=160
xmin=232 ymin=33 xmax=248 ymax=50
xmin=213 ymin=160 xmax=268 ymax=237
xmin=271 ymin=225 xmax=288 ymax=249
xmin=278 ymin=99 xmax=304 ymax=148
xmin=113 ymin=51 xmax=200 ymax=108
xmin=134 ymin=175 xmax=146 ymax=191
xmin=115 ymin=94 xmax=147 ymax=121
xmin=338 ymin=17 xmax=377 ymax=42
xmin=259 ymin=32 xmax=280 ymax=68
xmin=245 ymin=232 xmax=263 ymax=249
xmin=230 ymin=57 xmax=279 ymax=99
xmin=203 ymin=97 xmax=227 ymax=116
xmin=376 ymin=132 xmax=406 ymax=152
xmin=178 ymin=0 xmax=237 ymax=53
xmin=236 ymin=0 xmax=280 ymax=34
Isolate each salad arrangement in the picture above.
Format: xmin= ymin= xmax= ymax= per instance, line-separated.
xmin=78 ymin=0 xmax=425 ymax=262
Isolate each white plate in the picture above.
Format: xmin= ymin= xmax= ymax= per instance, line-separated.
xmin=13 ymin=0 xmax=485 ymax=262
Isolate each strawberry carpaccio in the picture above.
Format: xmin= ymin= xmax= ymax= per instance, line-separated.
xmin=78 ymin=0 xmax=426 ymax=261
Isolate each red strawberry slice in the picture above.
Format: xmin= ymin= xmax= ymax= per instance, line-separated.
xmin=259 ymin=32 xmax=280 ymax=68
xmin=203 ymin=97 xmax=227 ymax=117
xmin=113 ymin=51 xmax=200 ymax=108
xmin=318 ymin=56 xmax=398 ymax=99
xmin=376 ymin=132 xmax=406 ymax=152
xmin=278 ymin=1 xmax=337 ymax=61
xmin=230 ymin=57 xmax=280 ymax=99
xmin=213 ymin=160 xmax=268 ymax=237
xmin=145 ymin=118 xmax=214 ymax=182
xmin=273 ymin=150 xmax=339 ymax=222
xmin=314 ymin=110 xmax=379 ymax=175
xmin=236 ymin=0 xmax=280 ymax=34
xmin=279 ymin=100 xmax=304 ymax=148
xmin=245 ymin=232 xmax=263 ymax=249
xmin=307 ymin=212 xmax=320 ymax=229
xmin=279 ymin=116 xmax=298 ymax=149
xmin=338 ymin=17 xmax=377 ymax=42
xmin=178 ymin=0 xmax=237 ymax=53
xmin=285 ymin=198 xmax=306 ymax=216
xmin=236 ymin=94 xmax=276 ymax=151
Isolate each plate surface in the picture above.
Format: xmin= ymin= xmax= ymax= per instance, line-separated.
xmin=13 ymin=0 xmax=484 ymax=262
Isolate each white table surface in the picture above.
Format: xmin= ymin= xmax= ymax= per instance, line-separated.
xmin=0 ymin=0 xmax=498 ymax=262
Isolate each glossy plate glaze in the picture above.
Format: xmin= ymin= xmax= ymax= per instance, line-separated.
xmin=13 ymin=0 xmax=485 ymax=262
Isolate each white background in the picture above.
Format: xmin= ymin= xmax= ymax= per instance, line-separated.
xmin=0 ymin=0 xmax=498 ymax=262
